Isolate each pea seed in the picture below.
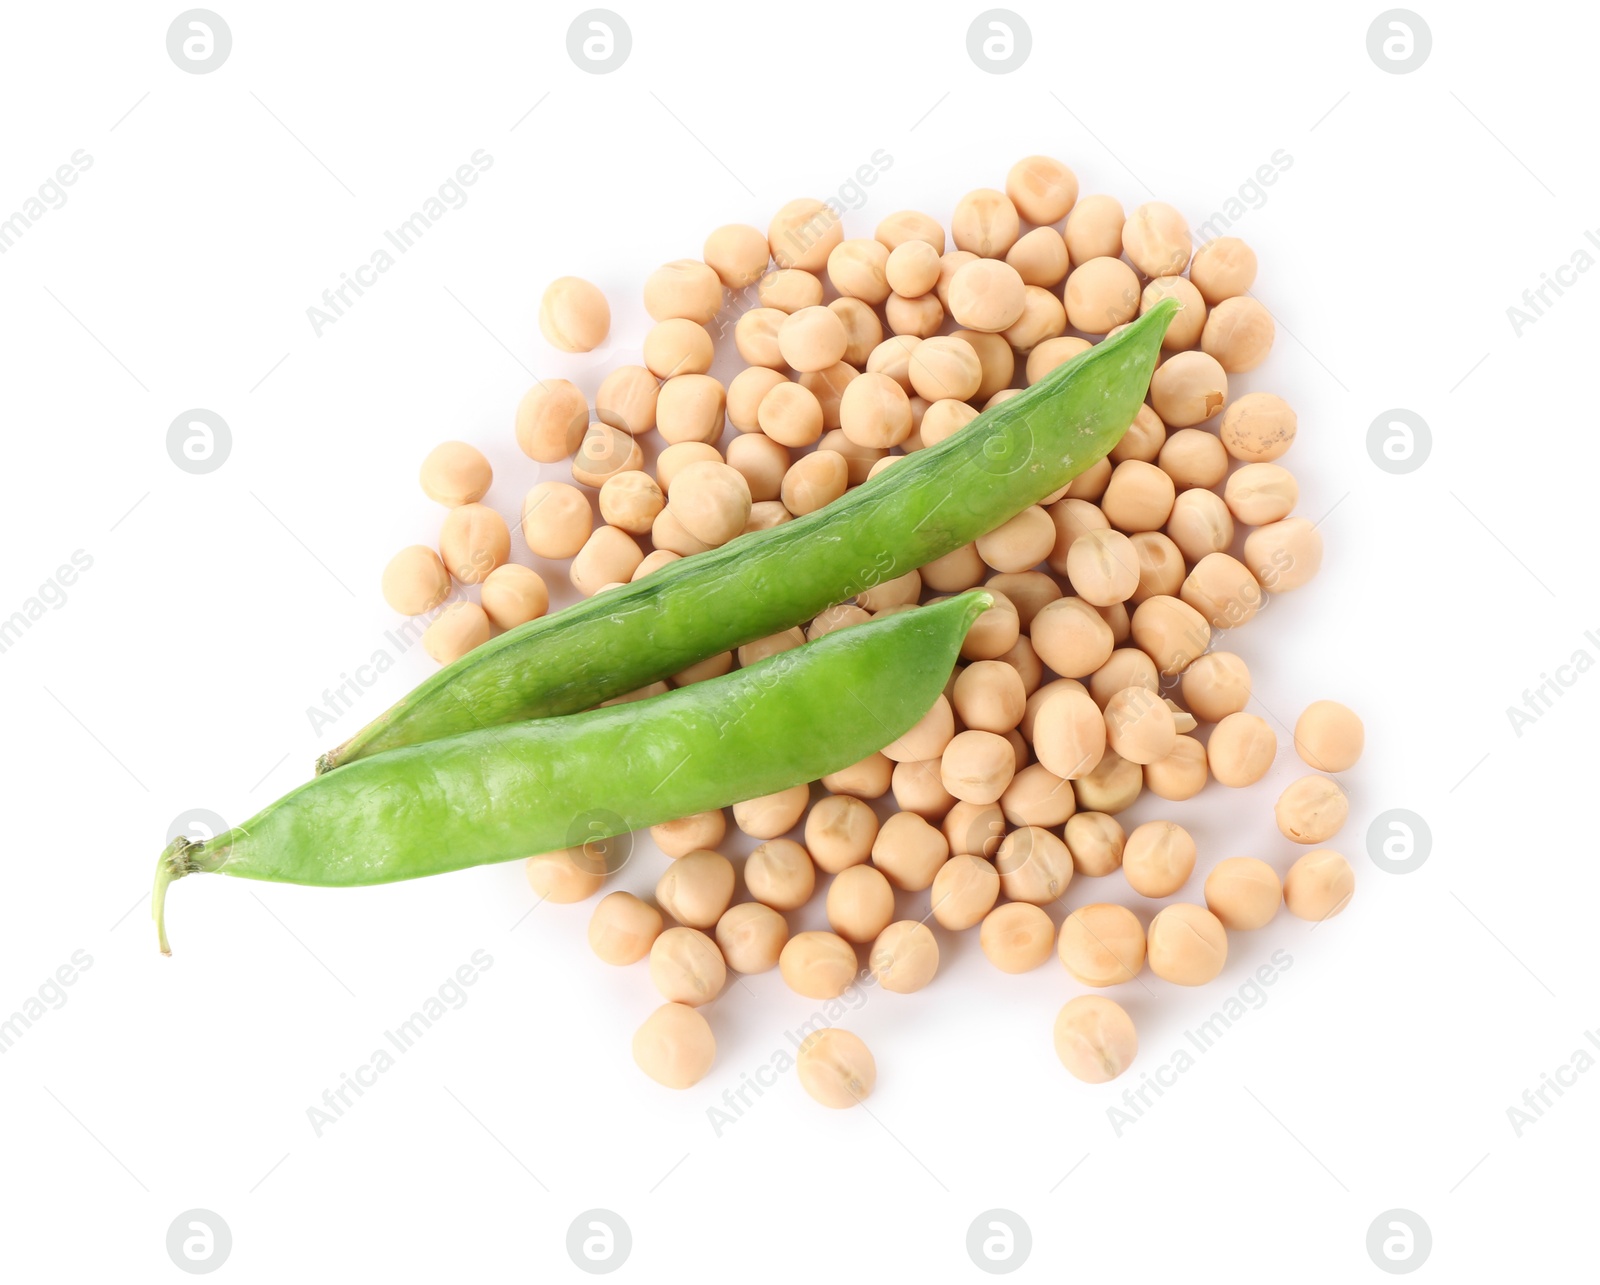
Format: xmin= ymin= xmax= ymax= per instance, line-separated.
xmin=524 ymin=846 xmax=605 ymax=904
xmin=382 ymin=546 xmax=451 ymax=616
xmin=779 ymin=305 xmax=849 ymax=373
xmin=571 ymin=526 xmax=644 ymax=596
xmin=1201 ymin=296 xmax=1275 ymax=372
xmin=1141 ymin=276 xmax=1207 ymax=350
xmin=520 ymin=481 xmax=591 ymax=559
xmin=952 ymin=188 xmax=1021 ymax=258
xmin=479 ymin=564 xmax=548 ymax=630
xmin=1165 ymin=488 xmax=1235 ymax=563
xmin=438 ymin=503 xmax=510 ymax=584
xmin=924 ymin=853 xmax=999 ymax=931
xmin=857 ymin=569 xmax=923 ymax=614
xmin=538 ymin=275 xmax=610 ymax=352
xmin=1181 ymin=651 xmax=1251 ymax=722
xmin=876 ymin=209 xmax=945 ymax=254
xmin=807 ymin=371 xmax=860 ymax=433
xmin=870 ymin=810 xmax=950 ymax=891
xmin=1026 ymin=335 xmax=1092 ymax=384
xmin=953 ymin=660 xmax=1027 ymax=734
xmin=826 ymin=864 xmax=896 ymax=943
xmin=779 ymin=930 xmax=858 ymax=999
xmin=1064 ymin=455 xmax=1113 ymax=501
xmin=598 ymin=470 xmax=665 ymax=535
xmin=1189 ymin=236 xmax=1257 ymax=305
xmin=1207 ymin=712 xmax=1277 ymax=787
xmin=1293 ymin=701 xmax=1364 ymax=773
xmin=871 ymin=920 xmax=939 ymax=993
xmin=704 ymin=223 xmax=770 ymax=288
xmin=1219 ymin=391 xmax=1295 ymax=462
xmin=589 ymin=892 xmax=664 ymax=965
xmin=996 ymin=825 xmax=1074 ymax=904
xmin=1073 ymin=747 xmax=1143 ymax=814
xmin=1065 ymin=528 xmax=1139 ymax=606
xmin=1243 ymin=517 xmax=1322 ymax=593
xmin=733 ymin=783 xmax=811 ymax=840
xmin=1123 ymin=202 xmax=1192 ymax=277
xmin=1064 ymin=256 xmax=1139 ymax=333
xmin=920 ymin=542 xmax=986 ymax=594
xmin=735 ymin=308 xmax=789 ymax=367
xmin=760 ymin=267 xmax=825 ymax=313
xmin=1147 ymin=903 xmax=1227 ymax=986
xmin=724 ymin=432 xmax=789 ymax=503
xmin=655 ymin=441 xmax=723 ymax=495
xmin=1104 ymin=686 xmax=1177 ymax=765
xmin=1275 ymin=775 xmax=1350 ymax=844
xmin=671 ymin=651 xmax=732 ymax=687
xmin=649 ymin=925 xmax=726 ymax=1005
xmin=1055 ymin=995 xmax=1138 ymax=1084
xmin=942 ymin=800 xmax=1005 ymax=858
xmin=1031 ymin=596 xmax=1115 ymax=678
xmin=643 ymin=259 xmax=722 ymax=325
xmin=1224 ymin=462 xmax=1298 ymax=525
xmin=808 ymin=604 xmax=870 ymax=640
xmin=737 ymin=626 xmax=805 ymax=668
xmin=839 ymin=371 xmax=913 ymax=448
xmin=830 ymin=298 xmax=883 ymax=367
xmin=941 ymin=729 xmax=1016 ymax=805
xmin=1059 ymin=903 xmax=1145 ymax=985
xmin=633 ymin=1003 xmax=716 ymax=1089
xmin=595 ymin=365 xmax=659 ymax=436
xmin=1088 ymin=648 xmax=1159 ymax=710
xmin=423 ymin=600 xmax=490 ymax=664
xmin=1003 ymin=285 xmax=1069 ymax=352
xmin=1158 ymin=428 xmax=1228 ymax=492
xmin=715 ymin=902 xmax=789 ymax=974
xmin=1203 ymin=857 xmax=1281 ymax=931
xmin=951 ymin=329 xmax=1015 ymax=401
xmin=1064 ymin=194 xmax=1125 ymax=263
xmin=1109 ymin=404 xmax=1167 ymax=465
xmin=781 ymin=449 xmax=848 ymax=515
xmin=650 ymin=810 xmax=727 ymax=860
xmin=1181 ymin=552 xmax=1264 ymax=629
xmin=769 ymin=197 xmax=843 ymax=272
xmin=643 ymin=318 xmax=714 ymax=379
xmin=796 ymin=1028 xmax=876 ymax=1107
xmin=1064 ymin=812 xmax=1124 ymax=877
xmin=655 ymin=850 xmax=736 ymax=930
xmin=948 ymin=258 xmax=1027 ymax=332
xmin=1149 ymin=351 xmax=1227 ymax=427
xmin=656 ymin=374 xmax=727 ymax=446
xmin=821 ymin=753 xmax=894 ymax=801
xmin=1122 ymin=820 xmax=1197 ymax=898
xmin=1129 ymin=594 xmax=1210 ymax=675
xmin=976 ymin=902 xmax=1051 ymax=973
xmin=1129 ymin=531 xmax=1187 ymax=603
xmin=883 ymin=693 xmax=954 ymax=763
xmin=1031 ymin=685 xmax=1108 ymax=781
xmin=633 ymin=549 xmax=681 ymax=580
xmin=976 ymin=505 xmax=1055 ymax=574
xmin=1283 ymin=849 xmax=1355 ymax=921
xmin=665 ymin=460 xmax=750 ymax=547
xmin=826 ymin=238 xmax=891 ymax=304
xmin=744 ymin=838 xmax=817 ymax=910
xmin=891 ymin=759 xmax=957 ymax=820
xmin=1143 ymin=735 xmax=1209 ymax=801
xmin=419 ymin=441 xmax=492 ymax=507
xmin=572 ymin=423 xmax=644 ymax=487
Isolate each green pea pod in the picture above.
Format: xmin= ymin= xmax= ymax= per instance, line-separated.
xmin=155 ymin=591 xmax=991 ymax=954
xmin=320 ymin=300 xmax=1177 ymax=772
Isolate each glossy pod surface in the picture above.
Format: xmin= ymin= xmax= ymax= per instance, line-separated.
xmin=322 ymin=301 xmax=1175 ymax=770
xmin=156 ymin=593 xmax=991 ymax=949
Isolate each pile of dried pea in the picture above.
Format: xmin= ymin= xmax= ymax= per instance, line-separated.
xmin=377 ymin=154 xmax=1360 ymax=1108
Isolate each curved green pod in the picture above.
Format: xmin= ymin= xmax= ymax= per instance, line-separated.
xmin=155 ymin=591 xmax=991 ymax=953
xmin=319 ymin=300 xmax=1176 ymax=772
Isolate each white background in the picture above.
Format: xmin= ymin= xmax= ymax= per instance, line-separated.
xmin=1 ymin=1 xmax=1593 ymax=1280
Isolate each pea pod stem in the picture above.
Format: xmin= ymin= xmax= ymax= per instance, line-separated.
xmin=156 ymin=591 xmax=992 ymax=954
xmin=320 ymin=300 xmax=1175 ymax=772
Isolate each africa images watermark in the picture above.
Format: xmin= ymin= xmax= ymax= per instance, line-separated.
xmin=1505 ymin=1024 xmax=1600 ymax=1137
xmin=1106 ymin=949 xmax=1294 ymax=1137
xmin=0 ymin=949 xmax=95 ymax=1056
xmin=705 ymin=977 xmax=872 ymax=1136
xmin=306 ymin=949 xmax=494 ymax=1136
xmin=0 ymin=550 xmax=94 ymax=658
xmin=1505 ymin=227 xmax=1600 ymax=337
xmin=305 ymin=596 xmax=459 ymax=733
xmin=1504 ymin=627 xmax=1600 ymax=737
xmin=1192 ymin=149 xmax=1294 ymax=245
xmin=0 ymin=150 xmax=93 ymax=256
xmin=306 ymin=149 xmax=494 ymax=337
